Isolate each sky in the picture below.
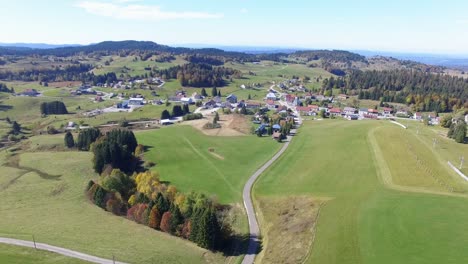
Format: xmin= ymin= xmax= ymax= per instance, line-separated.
xmin=0 ymin=0 xmax=467 ymax=54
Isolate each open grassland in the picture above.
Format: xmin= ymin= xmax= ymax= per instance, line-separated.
xmin=0 ymin=244 xmax=88 ymax=264
xmin=254 ymin=119 xmax=468 ymax=264
xmin=0 ymin=150 xmax=224 ymax=264
xmin=92 ymin=55 xmax=187 ymax=76
xmin=137 ymin=125 xmax=282 ymax=204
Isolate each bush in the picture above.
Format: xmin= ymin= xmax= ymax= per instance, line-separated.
xmin=183 ymin=113 xmax=203 ymax=121
xmin=203 ymin=122 xmax=221 ymax=129
xmin=47 ymin=126 xmax=59 ymax=134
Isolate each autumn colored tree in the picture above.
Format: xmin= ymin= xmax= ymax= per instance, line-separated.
xmin=160 ymin=211 xmax=172 ymax=233
xmin=148 ymin=206 xmax=162 ymax=229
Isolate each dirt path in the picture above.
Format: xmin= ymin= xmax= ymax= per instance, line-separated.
xmin=0 ymin=237 xmax=127 ymax=264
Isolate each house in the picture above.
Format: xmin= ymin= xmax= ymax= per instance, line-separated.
xmin=245 ymin=101 xmax=262 ymax=109
xmin=296 ymin=106 xmax=313 ymax=116
xmin=396 ymin=110 xmax=408 ymax=117
xmin=128 ymin=98 xmax=144 ymax=106
xmin=20 ymin=88 xmax=40 ymax=97
xmin=266 ymin=92 xmax=277 ymax=101
xmin=240 ymin=84 xmax=246 ymax=89
xmin=226 ymin=94 xmax=238 ymax=104
xmin=359 ymin=108 xmax=368 ymax=116
xmin=95 ymin=96 xmax=103 ymax=102
xmin=292 ymin=97 xmax=301 ymax=106
xmin=309 ymin=105 xmax=319 ymax=112
xmin=180 ymin=97 xmax=194 ymax=104
xmin=382 ymin=107 xmax=393 ymax=115
xmin=346 ymin=114 xmax=359 ymax=120
xmin=285 ymin=94 xmax=296 ymax=104
xmin=337 ymin=94 xmax=348 ymax=100
xmin=343 ymin=107 xmax=356 ymax=115
xmin=266 ymin=100 xmax=278 ymax=109
xmin=117 ymin=100 xmax=129 ymax=109
xmin=414 ymin=112 xmax=422 ymax=120
xmin=160 ymin=119 xmax=174 ymax=126
xmin=204 ymin=100 xmax=217 ymax=109
xmin=213 ymin=96 xmax=222 ymax=104
xmin=329 ymin=108 xmax=342 ymax=116
xmin=168 ymin=96 xmax=181 ymax=103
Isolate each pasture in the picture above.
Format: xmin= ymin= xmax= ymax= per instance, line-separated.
xmin=254 ymin=119 xmax=468 ymax=264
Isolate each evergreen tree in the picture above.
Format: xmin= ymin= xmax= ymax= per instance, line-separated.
xmin=211 ymin=87 xmax=218 ymax=97
xmin=240 ymin=106 xmax=247 ymax=115
xmin=161 ymin=109 xmax=171 ymax=120
xmin=172 ymin=105 xmax=184 ymax=117
xmin=11 ymin=121 xmax=21 ymax=135
xmin=64 ymin=131 xmax=75 ymax=148
xmin=217 ymin=90 xmax=221 ymax=97
xmin=169 ymin=204 xmax=184 ymax=234
xmin=214 ymin=112 xmax=220 ymax=123
xmin=201 ymin=88 xmax=207 ymax=97
xmin=183 ymin=104 xmax=190 ymax=114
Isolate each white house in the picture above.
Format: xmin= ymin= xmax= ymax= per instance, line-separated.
xmin=358 ymin=108 xmax=368 ymax=117
xmin=181 ymin=97 xmax=194 ymax=104
xmin=128 ymin=98 xmax=144 ymax=106
xmin=343 ymin=107 xmax=356 ymax=115
xmin=266 ymin=92 xmax=277 ymax=101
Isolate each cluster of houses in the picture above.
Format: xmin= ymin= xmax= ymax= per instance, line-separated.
xmin=99 ymin=77 xmax=164 ymax=90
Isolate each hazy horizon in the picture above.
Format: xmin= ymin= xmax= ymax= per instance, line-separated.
xmin=1 ymin=0 xmax=468 ymax=55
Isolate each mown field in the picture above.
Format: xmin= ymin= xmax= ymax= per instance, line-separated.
xmin=137 ymin=125 xmax=282 ymax=204
xmin=0 ymin=244 xmax=88 ymax=264
xmin=254 ymin=119 xmax=468 ymax=264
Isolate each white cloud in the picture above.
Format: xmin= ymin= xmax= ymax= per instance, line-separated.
xmin=76 ymin=1 xmax=224 ymax=20
xmin=240 ymin=8 xmax=248 ymax=14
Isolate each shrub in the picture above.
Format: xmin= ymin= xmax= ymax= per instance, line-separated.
xmin=148 ymin=206 xmax=161 ymax=229
xmin=64 ymin=131 xmax=75 ymax=148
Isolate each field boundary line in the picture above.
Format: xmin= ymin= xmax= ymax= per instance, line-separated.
xmin=367 ymin=127 xmax=468 ymax=199
xmin=389 ymin=120 xmax=407 ymax=129
xmin=448 ymin=162 xmax=468 ymax=181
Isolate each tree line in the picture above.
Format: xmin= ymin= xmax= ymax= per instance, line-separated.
xmin=155 ymin=63 xmax=241 ymax=87
xmin=321 ymin=70 xmax=468 ymax=112
xmin=70 ymin=127 xmax=228 ymax=250
xmin=40 ymin=101 xmax=68 ymax=115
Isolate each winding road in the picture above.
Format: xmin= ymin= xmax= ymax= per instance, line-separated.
xmin=241 ymin=132 xmax=295 ymax=264
xmin=0 ymin=237 xmax=127 ymax=264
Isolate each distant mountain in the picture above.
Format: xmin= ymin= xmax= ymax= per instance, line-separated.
xmin=354 ymin=50 xmax=468 ymax=69
xmin=180 ymin=44 xmax=302 ymax=54
xmin=0 ymin=43 xmax=82 ymax=49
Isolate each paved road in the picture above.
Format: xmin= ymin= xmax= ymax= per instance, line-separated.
xmin=241 ymin=135 xmax=293 ymax=264
xmin=0 ymin=237 xmax=128 ymax=264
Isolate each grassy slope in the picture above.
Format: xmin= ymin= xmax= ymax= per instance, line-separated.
xmin=0 ymin=244 xmax=88 ymax=264
xmin=0 ymin=150 xmax=218 ymax=264
xmin=254 ymin=119 xmax=468 ymax=264
xmin=137 ymin=125 xmax=282 ymax=204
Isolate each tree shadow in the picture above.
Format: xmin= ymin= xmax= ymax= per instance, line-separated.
xmin=219 ymin=233 xmax=263 ymax=257
xmin=0 ymin=105 xmax=13 ymax=111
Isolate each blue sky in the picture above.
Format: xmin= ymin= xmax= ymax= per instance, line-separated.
xmin=1 ymin=0 xmax=467 ymax=54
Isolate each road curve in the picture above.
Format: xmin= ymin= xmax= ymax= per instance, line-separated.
xmin=0 ymin=237 xmax=128 ymax=264
xmin=241 ymin=135 xmax=293 ymax=264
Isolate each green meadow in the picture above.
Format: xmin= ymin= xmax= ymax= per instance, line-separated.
xmin=254 ymin=119 xmax=468 ymax=264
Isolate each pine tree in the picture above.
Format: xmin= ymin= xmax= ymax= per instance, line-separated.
xmin=217 ymin=90 xmax=221 ymax=97
xmin=64 ymin=131 xmax=75 ymax=148
xmin=169 ymin=204 xmax=184 ymax=234
xmin=183 ymin=104 xmax=190 ymax=114
xmin=201 ymin=88 xmax=207 ymax=97
xmin=161 ymin=109 xmax=171 ymax=120
xmin=211 ymin=87 xmax=218 ymax=97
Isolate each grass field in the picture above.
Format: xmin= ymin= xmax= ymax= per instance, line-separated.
xmin=0 ymin=244 xmax=88 ymax=264
xmin=254 ymin=119 xmax=468 ymax=264
xmin=0 ymin=150 xmax=221 ymax=264
xmin=137 ymin=125 xmax=282 ymax=204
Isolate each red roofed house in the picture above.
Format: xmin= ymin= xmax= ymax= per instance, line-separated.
xmin=382 ymin=107 xmax=393 ymax=115
xmin=296 ymin=106 xmax=313 ymax=116
xmin=285 ymin=94 xmax=296 ymax=104
xmin=329 ymin=108 xmax=342 ymax=116
xmin=265 ymin=99 xmax=278 ymax=109
xmin=414 ymin=112 xmax=422 ymax=120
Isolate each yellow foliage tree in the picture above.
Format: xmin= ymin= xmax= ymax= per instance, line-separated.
xmin=135 ymin=171 xmax=161 ymax=200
